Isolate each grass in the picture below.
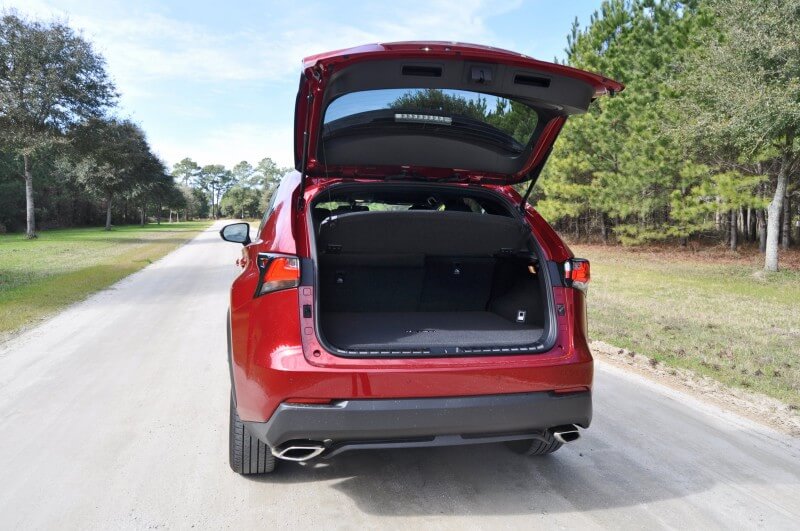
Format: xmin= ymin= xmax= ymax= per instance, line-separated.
xmin=0 ymin=221 xmax=211 ymax=340
xmin=572 ymin=243 xmax=800 ymax=408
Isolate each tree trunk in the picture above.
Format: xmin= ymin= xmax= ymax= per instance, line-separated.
xmin=156 ymin=202 xmax=161 ymax=225
xmin=105 ymin=194 xmax=113 ymax=231
xmin=211 ymin=189 xmax=216 ymax=219
xmin=739 ymin=207 xmax=745 ymax=236
xmin=140 ymin=203 xmax=145 ymax=226
xmin=744 ymin=208 xmax=750 ymax=242
xmin=757 ymin=209 xmax=767 ymax=253
xmin=71 ymin=193 xmax=77 ymax=227
xmin=729 ymin=210 xmax=737 ymax=251
xmin=765 ymin=148 xmax=790 ymax=271
xmin=782 ymin=193 xmax=791 ymax=249
xmin=600 ymin=213 xmax=610 ymax=244
xmin=23 ymin=154 xmax=36 ymax=238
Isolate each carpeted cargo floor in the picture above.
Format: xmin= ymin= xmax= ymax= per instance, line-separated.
xmin=321 ymin=311 xmax=544 ymax=349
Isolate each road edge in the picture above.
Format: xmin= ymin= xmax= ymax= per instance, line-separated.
xmin=0 ymin=221 xmax=218 ymax=355
xmin=592 ymin=340 xmax=800 ymax=439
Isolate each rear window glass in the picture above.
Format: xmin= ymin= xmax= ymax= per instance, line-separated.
xmin=323 ymin=88 xmax=539 ymax=154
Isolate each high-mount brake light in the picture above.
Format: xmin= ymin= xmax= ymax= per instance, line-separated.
xmin=564 ymin=259 xmax=590 ymax=292
xmin=394 ymin=113 xmax=453 ymax=125
xmin=255 ymin=255 xmax=300 ymax=297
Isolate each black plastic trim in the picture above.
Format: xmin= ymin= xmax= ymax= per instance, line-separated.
xmin=299 ymin=257 xmax=314 ymax=286
xmin=401 ymin=64 xmax=443 ymax=77
xmin=547 ymin=260 xmax=564 ymax=287
xmin=245 ymin=390 xmax=591 ymax=449
xmin=514 ymin=74 xmax=551 ymax=88
xmin=323 ymin=432 xmax=545 ymax=458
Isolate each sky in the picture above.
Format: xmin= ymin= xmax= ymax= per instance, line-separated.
xmin=1 ymin=0 xmax=604 ymax=170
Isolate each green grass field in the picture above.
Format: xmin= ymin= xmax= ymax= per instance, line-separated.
xmin=0 ymin=222 xmax=211 ymax=340
xmin=573 ymin=244 xmax=800 ymax=408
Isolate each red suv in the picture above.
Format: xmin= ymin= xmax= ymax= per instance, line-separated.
xmin=220 ymin=42 xmax=622 ymax=474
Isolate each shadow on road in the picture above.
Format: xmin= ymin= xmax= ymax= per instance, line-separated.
xmin=246 ymin=440 xmax=713 ymax=516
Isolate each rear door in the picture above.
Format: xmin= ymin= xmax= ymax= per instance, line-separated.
xmin=294 ymin=42 xmax=623 ymax=185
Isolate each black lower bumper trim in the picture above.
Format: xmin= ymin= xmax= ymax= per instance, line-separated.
xmin=244 ymin=391 xmax=591 ymax=449
xmin=323 ymin=432 xmax=547 ymax=458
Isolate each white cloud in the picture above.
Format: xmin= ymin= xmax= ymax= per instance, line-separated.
xmin=6 ymin=0 xmax=523 ymax=83
xmin=2 ymin=0 xmax=527 ymax=167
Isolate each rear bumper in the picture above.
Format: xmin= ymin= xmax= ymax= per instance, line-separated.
xmin=244 ymin=390 xmax=591 ymax=452
xmin=230 ymin=286 xmax=593 ymax=423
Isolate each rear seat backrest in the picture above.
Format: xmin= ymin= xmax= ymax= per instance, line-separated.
xmin=317 ymin=210 xmax=531 ymax=313
xmin=318 ymin=210 xmax=529 ymax=256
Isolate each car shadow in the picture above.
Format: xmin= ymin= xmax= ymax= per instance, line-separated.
xmin=245 ymin=439 xmax=715 ymax=516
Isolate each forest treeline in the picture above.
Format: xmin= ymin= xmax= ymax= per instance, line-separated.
xmin=536 ymin=0 xmax=798 ymax=272
xmin=2 ymin=0 xmax=799 ymax=271
xmin=0 ymin=11 xmax=287 ymax=234
xmin=0 ymin=12 xmax=183 ymax=233
xmin=169 ymin=157 xmax=288 ymax=221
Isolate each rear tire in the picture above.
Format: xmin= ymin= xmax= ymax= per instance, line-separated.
xmin=505 ymin=436 xmax=563 ymax=456
xmin=229 ymin=395 xmax=275 ymax=474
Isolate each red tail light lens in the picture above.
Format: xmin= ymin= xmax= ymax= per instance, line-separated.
xmin=564 ymin=259 xmax=590 ymax=291
xmin=570 ymin=259 xmax=590 ymax=283
xmin=256 ymin=255 xmax=300 ymax=296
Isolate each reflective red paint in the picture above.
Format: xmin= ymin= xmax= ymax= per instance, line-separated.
xmin=228 ymin=175 xmax=593 ymax=422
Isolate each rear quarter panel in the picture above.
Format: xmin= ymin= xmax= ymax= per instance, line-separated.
xmin=229 ymin=172 xmax=303 ymax=420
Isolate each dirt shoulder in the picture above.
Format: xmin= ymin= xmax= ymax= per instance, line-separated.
xmin=592 ymin=340 xmax=800 ymax=437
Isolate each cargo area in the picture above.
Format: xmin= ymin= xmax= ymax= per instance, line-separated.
xmin=311 ymin=187 xmax=553 ymax=355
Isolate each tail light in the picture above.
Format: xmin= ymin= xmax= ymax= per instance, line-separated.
xmin=564 ymin=258 xmax=590 ymax=292
xmin=255 ymin=254 xmax=300 ymax=297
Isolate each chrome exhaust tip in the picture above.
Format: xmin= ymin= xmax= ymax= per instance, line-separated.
xmin=271 ymin=444 xmax=325 ymax=462
xmin=552 ymin=425 xmax=581 ymax=444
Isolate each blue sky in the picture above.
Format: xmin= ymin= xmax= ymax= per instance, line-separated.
xmin=2 ymin=0 xmax=604 ymax=170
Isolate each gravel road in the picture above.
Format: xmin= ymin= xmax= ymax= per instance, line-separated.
xmin=1 ymin=221 xmax=798 ymax=530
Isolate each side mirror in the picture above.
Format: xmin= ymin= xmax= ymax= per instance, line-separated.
xmin=220 ymin=222 xmax=251 ymax=245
